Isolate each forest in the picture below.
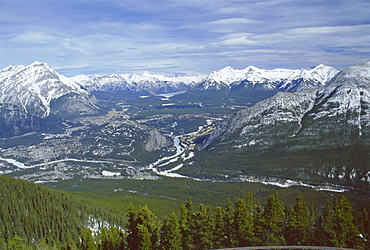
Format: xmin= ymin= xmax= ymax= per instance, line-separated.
xmin=0 ymin=175 xmax=369 ymax=249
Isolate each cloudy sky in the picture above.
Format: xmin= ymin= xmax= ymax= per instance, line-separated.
xmin=1 ymin=0 xmax=370 ymax=76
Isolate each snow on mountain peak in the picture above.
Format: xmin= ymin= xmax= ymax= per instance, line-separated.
xmin=203 ymin=64 xmax=338 ymax=91
xmin=0 ymin=62 xmax=88 ymax=117
xmin=29 ymin=61 xmax=48 ymax=67
xmin=71 ymin=71 xmax=206 ymax=93
xmin=206 ymin=66 xmax=243 ymax=85
xmin=341 ymin=59 xmax=370 ymax=81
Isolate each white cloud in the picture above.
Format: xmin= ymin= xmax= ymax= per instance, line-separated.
xmin=1 ymin=0 xmax=370 ymax=75
xmin=11 ymin=32 xmax=58 ymax=44
xmin=207 ymin=18 xmax=262 ymax=26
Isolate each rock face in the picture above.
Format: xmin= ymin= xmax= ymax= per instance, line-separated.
xmin=0 ymin=104 xmax=44 ymax=137
xmin=0 ymin=61 xmax=97 ymax=118
xmin=144 ymin=128 xmax=171 ymax=152
xmin=204 ymin=60 xmax=370 ymax=149
xmin=199 ymin=60 xmax=370 ymax=190
xmin=194 ymin=64 xmax=338 ymax=92
xmin=0 ymin=62 xmax=101 ymax=137
xmin=71 ymin=64 xmax=338 ymax=95
xmin=70 ymin=71 xmax=205 ymax=95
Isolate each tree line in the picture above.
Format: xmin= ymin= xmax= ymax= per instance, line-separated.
xmin=90 ymin=193 xmax=368 ymax=250
xmin=0 ymin=175 xmax=369 ymax=249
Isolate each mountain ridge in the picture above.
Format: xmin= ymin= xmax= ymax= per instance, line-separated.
xmin=68 ymin=63 xmax=338 ymax=94
xmin=0 ymin=61 xmax=97 ymax=118
xmin=197 ymin=60 xmax=370 ymax=190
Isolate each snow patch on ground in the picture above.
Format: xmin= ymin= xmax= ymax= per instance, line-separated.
xmin=102 ymin=170 xmax=121 ymax=177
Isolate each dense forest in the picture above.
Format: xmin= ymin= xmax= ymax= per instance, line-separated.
xmin=0 ymin=176 xmax=369 ymax=249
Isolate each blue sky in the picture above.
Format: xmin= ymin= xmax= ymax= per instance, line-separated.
xmin=1 ymin=0 xmax=370 ymax=76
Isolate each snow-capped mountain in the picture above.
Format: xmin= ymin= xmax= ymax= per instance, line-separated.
xmin=70 ymin=64 xmax=338 ymax=95
xmin=195 ymin=64 xmax=338 ymax=92
xmin=199 ymin=60 xmax=370 ymax=190
xmin=204 ymin=60 xmax=370 ymax=149
xmin=0 ymin=61 xmax=98 ymax=118
xmin=71 ymin=71 xmax=206 ymax=95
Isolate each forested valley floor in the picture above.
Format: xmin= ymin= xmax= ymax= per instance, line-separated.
xmin=1 ymin=176 xmax=369 ymax=249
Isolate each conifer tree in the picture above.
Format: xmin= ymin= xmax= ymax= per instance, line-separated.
xmin=138 ymin=224 xmax=151 ymax=250
xmin=314 ymin=197 xmax=362 ymax=248
xmin=260 ymin=192 xmax=286 ymax=246
xmin=313 ymin=199 xmax=332 ymax=246
xmin=80 ymin=228 xmax=96 ymax=250
xmin=233 ymin=198 xmax=255 ymax=247
xmin=212 ymin=206 xmax=227 ymax=249
xmin=191 ymin=204 xmax=213 ymax=249
xmin=334 ymin=197 xmax=362 ymax=248
xmin=252 ymin=202 xmax=264 ymax=246
xmin=191 ymin=204 xmax=214 ymax=250
xmin=361 ymin=208 xmax=370 ymax=249
xmin=285 ymin=195 xmax=311 ymax=245
xmin=7 ymin=235 xmax=27 ymax=250
xmin=160 ymin=212 xmax=182 ymax=250
xmin=179 ymin=197 xmax=194 ymax=250
xmin=99 ymin=226 xmax=124 ymax=250
xmin=126 ymin=202 xmax=139 ymax=250
xmin=0 ymin=218 xmax=6 ymax=250
xmin=137 ymin=205 xmax=161 ymax=249
xmin=216 ymin=199 xmax=234 ymax=248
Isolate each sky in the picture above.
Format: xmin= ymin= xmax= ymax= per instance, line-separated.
xmin=1 ymin=0 xmax=370 ymax=76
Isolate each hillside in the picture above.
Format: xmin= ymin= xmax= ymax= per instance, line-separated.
xmin=1 ymin=176 xmax=369 ymax=249
xmin=0 ymin=175 xmax=126 ymax=247
xmin=195 ymin=60 xmax=370 ymax=192
xmin=0 ymin=62 xmax=102 ymax=137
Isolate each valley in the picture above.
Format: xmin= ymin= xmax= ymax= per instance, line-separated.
xmin=0 ymin=92 xmax=360 ymax=195
xmin=0 ymin=60 xmax=369 ymax=214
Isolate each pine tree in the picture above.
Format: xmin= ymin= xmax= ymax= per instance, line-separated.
xmin=260 ymin=192 xmax=286 ymax=246
xmin=252 ymin=201 xmax=264 ymax=246
xmin=233 ymin=197 xmax=255 ymax=247
xmin=212 ymin=207 xmax=227 ymax=249
xmin=138 ymin=224 xmax=151 ymax=250
xmin=314 ymin=197 xmax=362 ymax=248
xmin=335 ymin=197 xmax=362 ymax=248
xmin=361 ymin=208 xmax=370 ymax=249
xmin=160 ymin=212 xmax=182 ymax=250
xmin=179 ymin=197 xmax=194 ymax=250
xmin=285 ymin=195 xmax=311 ymax=245
xmin=7 ymin=235 xmax=27 ymax=250
xmin=99 ymin=226 xmax=123 ymax=250
xmin=126 ymin=202 xmax=139 ymax=250
xmin=137 ymin=205 xmax=161 ymax=249
xmin=313 ymin=199 xmax=333 ymax=246
xmin=80 ymin=228 xmax=96 ymax=250
xmin=191 ymin=204 xmax=214 ymax=250
xmin=221 ymin=199 xmax=235 ymax=248
xmin=0 ymin=218 xmax=6 ymax=249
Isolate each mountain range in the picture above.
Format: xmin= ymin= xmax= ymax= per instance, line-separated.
xmin=197 ymin=60 xmax=370 ymax=191
xmin=70 ymin=63 xmax=338 ymax=94
xmin=0 ymin=62 xmax=101 ymax=136
xmin=0 ymin=60 xmax=369 ymax=192
xmin=0 ymin=61 xmax=338 ymax=137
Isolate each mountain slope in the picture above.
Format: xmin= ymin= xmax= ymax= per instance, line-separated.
xmin=71 ymin=71 xmax=206 ymax=95
xmin=0 ymin=62 xmax=101 ymax=137
xmin=198 ymin=60 xmax=370 ymax=191
xmin=71 ymin=64 xmax=338 ymax=97
xmin=194 ymin=64 xmax=338 ymax=92
xmin=0 ymin=175 xmax=125 ymax=247
xmin=0 ymin=62 xmax=97 ymax=118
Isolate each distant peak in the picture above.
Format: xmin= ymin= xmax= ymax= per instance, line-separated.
xmin=29 ymin=61 xmax=48 ymax=67
xmin=314 ymin=64 xmax=326 ymax=68
xmin=216 ymin=66 xmax=234 ymax=72
xmin=244 ymin=65 xmax=260 ymax=71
